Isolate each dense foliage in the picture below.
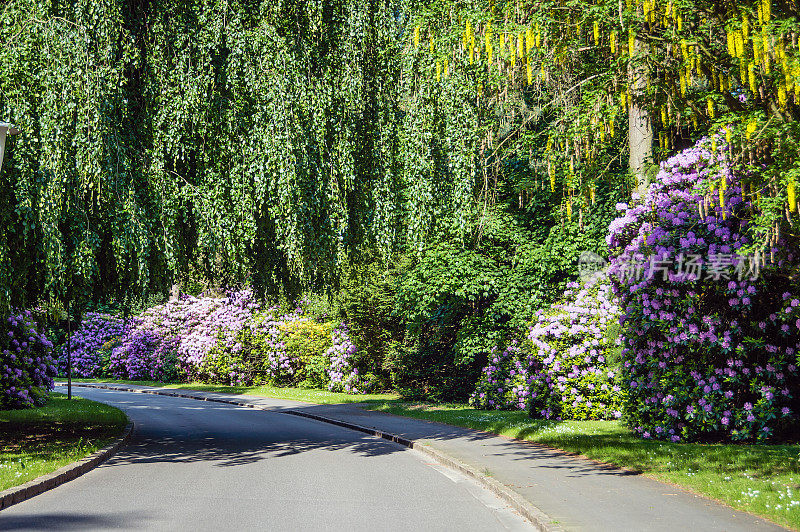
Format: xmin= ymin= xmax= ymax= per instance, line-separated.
xmin=609 ymin=137 xmax=800 ymax=442
xmin=1 ymin=312 xmax=56 ymax=408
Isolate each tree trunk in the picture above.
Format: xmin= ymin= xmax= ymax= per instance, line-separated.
xmin=628 ymin=37 xmax=653 ymax=198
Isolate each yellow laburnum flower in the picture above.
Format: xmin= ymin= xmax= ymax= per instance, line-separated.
xmin=414 ymin=25 xmax=420 ymax=49
xmin=742 ymin=14 xmax=749 ymax=42
xmin=593 ymin=21 xmax=600 ymax=46
xmin=681 ymin=39 xmax=688 ymax=62
xmin=707 ymin=98 xmax=715 ymax=118
xmin=788 ymin=180 xmax=797 ymax=212
xmin=526 ymin=27 xmax=534 ymax=52
xmin=725 ymin=127 xmax=732 ymax=144
xmin=778 ymin=82 xmax=788 ymax=110
xmin=517 ymin=33 xmax=524 ymax=58
xmin=566 ymin=200 xmax=572 ymax=222
xmin=470 ymin=29 xmax=475 ymax=64
xmin=661 ymin=105 xmax=667 ymax=125
xmin=486 ymin=22 xmax=493 ymax=64
xmin=753 ymin=36 xmax=762 ymax=64
xmin=735 ymin=31 xmax=745 ymax=60
xmin=549 ymin=163 xmax=555 ymax=192
xmin=628 ymin=30 xmax=636 ymax=57
xmin=444 ymin=59 xmax=449 ymax=78
xmin=679 ymin=70 xmax=687 ymax=96
xmin=727 ymin=31 xmax=735 ymax=56
xmin=677 ymin=13 xmax=682 ymax=32
xmin=746 ymin=119 xmax=757 ymax=140
xmin=748 ymin=62 xmax=757 ymax=93
xmin=436 ymin=61 xmax=441 ymax=81
xmin=763 ymin=0 xmax=771 ymax=22
xmin=610 ymin=31 xmax=617 ymax=54
xmin=720 ymin=185 xmax=727 ymax=220
xmin=526 ymin=58 xmax=533 ymax=84
xmin=429 ymin=37 xmax=434 ymax=54
xmin=793 ymin=63 xmax=800 ymax=99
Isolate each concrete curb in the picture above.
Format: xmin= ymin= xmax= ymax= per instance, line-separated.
xmin=0 ymin=421 xmax=134 ymax=511
xmin=64 ymin=383 xmax=557 ymax=531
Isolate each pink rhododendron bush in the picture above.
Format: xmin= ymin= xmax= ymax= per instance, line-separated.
xmin=608 ymin=138 xmax=800 ymax=442
xmin=2 ymin=311 xmax=57 ymax=408
xmin=470 ymin=277 xmax=624 ymax=420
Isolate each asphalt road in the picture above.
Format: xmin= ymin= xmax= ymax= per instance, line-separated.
xmin=0 ymin=387 xmax=531 ymax=531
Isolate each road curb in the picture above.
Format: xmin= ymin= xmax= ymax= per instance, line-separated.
xmin=0 ymin=420 xmax=134 ymax=511
xmin=64 ymin=383 xmax=557 ymax=531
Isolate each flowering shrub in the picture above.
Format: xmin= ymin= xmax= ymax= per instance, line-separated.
xmin=57 ymin=313 xmax=128 ymax=378
xmin=470 ymin=278 xmax=623 ymax=420
xmin=526 ymin=278 xmax=624 ymax=420
xmin=1 ymin=312 xmax=57 ymax=408
xmin=104 ymin=290 xmax=258 ymax=382
xmin=608 ymin=137 xmax=800 ymax=442
xmin=469 ymin=342 xmax=530 ymax=410
xmin=327 ymin=324 xmax=371 ymax=394
xmin=109 ymin=327 xmax=178 ymax=381
xmin=246 ymin=307 xmax=307 ymax=386
xmin=46 ymin=291 xmax=378 ymax=395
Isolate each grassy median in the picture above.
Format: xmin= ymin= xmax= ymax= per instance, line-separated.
xmin=0 ymin=393 xmax=127 ymax=492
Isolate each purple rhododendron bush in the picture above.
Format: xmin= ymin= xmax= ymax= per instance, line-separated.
xmin=470 ymin=277 xmax=624 ymax=420
xmin=57 ymin=312 xmax=128 ymax=378
xmin=608 ymin=137 xmax=800 ymax=442
xmin=54 ymin=290 xmax=373 ymax=393
xmin=1 ymin=311 xmax=57 ymax=408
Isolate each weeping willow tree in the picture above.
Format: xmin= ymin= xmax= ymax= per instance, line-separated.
xmin=0 ymin=0 xmax=447 ymax=310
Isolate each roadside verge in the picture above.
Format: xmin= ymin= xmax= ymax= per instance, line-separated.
xmin=0 ymin=421 xmax=133 ymax=511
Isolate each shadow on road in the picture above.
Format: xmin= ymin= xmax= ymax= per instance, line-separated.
xmin=0 ymin=511 xmax=150 ymax=530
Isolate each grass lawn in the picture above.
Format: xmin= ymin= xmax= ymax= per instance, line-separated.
xmin=0 ymin=393 xmax=128 ymax=492
xmin=56 ymin=379 xmax=800 ymax=529
xmin=56 ymin=378 xmax=399 ymax=404
xmin=362 ymin=402 xmax=800 ymax=530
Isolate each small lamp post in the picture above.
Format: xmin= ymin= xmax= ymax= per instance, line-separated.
xmin=0 ymin=121 xmax=20 ymax=171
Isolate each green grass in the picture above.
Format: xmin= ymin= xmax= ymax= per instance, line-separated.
xmin=0 ymin=393 xmax=128 ymax=492
xmin=361 ymin=402 xmax=800 ymax=530
xmin=57 ymin=378 xmax=400 ymax=404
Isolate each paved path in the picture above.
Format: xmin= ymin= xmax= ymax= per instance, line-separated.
xmin=5 ymin=383 xmax=788 ymax=531
xmin=0 ymin=386 xmax=530 ymax=531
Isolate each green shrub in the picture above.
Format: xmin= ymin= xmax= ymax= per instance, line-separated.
xmin=281 ymin=320 xmax=333 ymax=385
